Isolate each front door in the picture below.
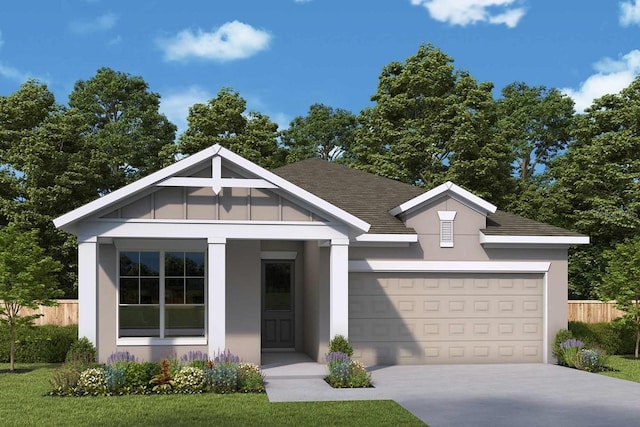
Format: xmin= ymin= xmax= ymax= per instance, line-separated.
xmin=261 ymin=260 xmax=294 ymax=349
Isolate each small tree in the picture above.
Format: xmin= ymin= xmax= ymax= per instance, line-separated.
xmin=0 ymin=224 xmax=62 ymax=371
xmin=599 ymin=237 xmax=640 ymax=359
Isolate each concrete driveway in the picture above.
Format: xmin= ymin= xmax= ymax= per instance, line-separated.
xmin=264 ymin=363 xmax=640 ymax=427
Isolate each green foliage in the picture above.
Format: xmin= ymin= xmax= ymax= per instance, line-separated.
xmin=599 ymin=236 xmax=640 ymax=358
xmin=0 ymin=224 xmax=63 ymax=370
xmin=553 ymin=329 xmax=574 ymax=365
xmin=206 ymin=363 xmax=239 ymax=394
xmin=122 ymin=361 xmax=160 ymax=388
xmin=173 ymin=366 xmax=207 ymax=394
xmin=68 ymin=67 xmax=177 ymax=192
xmin=281 ymin=103 xmax=357 ymax=162
xmin=238 ymin=363 xmax=265 ymax=393
xmin=65 ymin=337 xmax=97 ymax=366
xmin=7 ymin=365 xmax=422 ymax=426
xmin=325 ymin=357 xmax=372 ymax=388
xmin=349 ymin=43 xmax=513 ymax=205
xmin=546 ymin=76 xmax=640 ymax=299
xmin=574 ymin=348 xmax=607 ymax=372
xmin=328 ymin=334 xmax=353 ymax=357
xmin=177 ymin=88 xmax=284 ymax=169
xmin=569 ymin=320 xmax=636 ymax=356
xmin=0 ymin=324 xmax=77 ymax=363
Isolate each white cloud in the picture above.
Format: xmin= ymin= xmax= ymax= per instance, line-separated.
xmin=620 ymin=1 xmax=640 ymax=26
xmin=411 ymin=0 xmax=526 ymax=28
xmin=561 ymin=50 xmax=640 ymax=112
xmin=159 ymin=21 xmax=271 ymax=62
xmin=69 ymin=13 xmax=118 ymax=34
xmin=160 ymin=86 xmax=212 ymax=135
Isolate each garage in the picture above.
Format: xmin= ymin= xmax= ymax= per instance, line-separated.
xmin=349 ymin=272 xmax=544 ymax=365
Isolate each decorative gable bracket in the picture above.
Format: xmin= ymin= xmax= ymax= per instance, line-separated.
xmin=157 ymin=156 xmax=278 ymax=195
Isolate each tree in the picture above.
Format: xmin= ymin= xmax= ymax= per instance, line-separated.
xmin=177 ymin=88 xmax=284 ymax=168
xmin=0 ymin=223 xmax=62 ymax=371
xmin=68 ymin=67 xmax=177 ymax=193
xmin=599 ymin=237 xmax=640 ymax=358
xmin=281 ymin=103 xmax=357 ymax=162
xmin=546 ymin=76 xmax=640 ymax=298
xmin=496 ymin=82 xmax=574 ymax=181
xmin=0 ymin=80 xmax=58 ymax=226
xmin=348 ymin=44 xmax=513 ymax=204
xmin=496 ymin=83 xmax=575 ymax=219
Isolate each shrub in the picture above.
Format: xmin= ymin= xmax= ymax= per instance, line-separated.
xmin=328 ymin=335 xmax=353 ymax=357
xmin=104 ymin=365 xmax=126 ymax=392
xmin=346 ymin=360 xmax=372 ymax=388
xmin=49 ymin=365 xmax=81 ymax=396
xmin=212 ymin=349 xmax=240 ymax=364
xmin=150 ymin=359 xmax=173 ymax=394
xmin=553 ymin=329 xmax=574 ymax=365
xmin=106 ymin=351 xmax=137 ymax=365
xmin=574 ymin=348 xmax=607 ymax=373
xmin=569 ymin=320 xmax=636 ymax=355
xmin=557 ymin=338 xmax=584 ymax=368
xmin=0 ymin=324 xmax=77 ymax=363
xmin=123 ymin=361 xmax=159 ymax=389
xmin=325 ymin=356 xmax=372 ymax=388
xmin=237 ymin=363 xmax=265 ymax=393
xmin=66 ymin=337 xmax=96 ymax=366
xmin=77 ymin=368 xmax=107 ymax=395
xmin=173 ymin=366 xmax=207 ymax=394
xmin=206 ymin=363 xmax=238 ymax=393
xmin=180 ymin=350 xmax=209 ymax=369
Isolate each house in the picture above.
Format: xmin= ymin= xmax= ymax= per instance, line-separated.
xmin=53 ymin=144 xmax=588 ymax=365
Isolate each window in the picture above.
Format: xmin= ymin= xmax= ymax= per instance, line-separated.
xmin=118 ymin=250 xmax=205 ymax=339
xmin=437 ymin=211 xmax=456 ymax=248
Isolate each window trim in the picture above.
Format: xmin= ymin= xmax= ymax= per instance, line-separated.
xmin=116 ymin=249 xmax=207 ymax=346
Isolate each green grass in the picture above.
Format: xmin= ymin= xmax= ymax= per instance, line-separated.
xmin=0 ymin=364 xmax=426 ymax=426
xmin=601 ymin=355 xmax=640 ymax=383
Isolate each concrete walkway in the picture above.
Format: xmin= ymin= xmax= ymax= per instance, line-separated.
xmin=262 ymin=354 xmax=640 ymax=427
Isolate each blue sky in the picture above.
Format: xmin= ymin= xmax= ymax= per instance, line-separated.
xmin=1 ymin=1 xmax=640 ymax=134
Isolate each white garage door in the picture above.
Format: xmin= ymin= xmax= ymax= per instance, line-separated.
xmin=349 ymin=273 xmax=543 ymax=365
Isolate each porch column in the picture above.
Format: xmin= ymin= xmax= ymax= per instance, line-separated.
xmin=208 ymin=237 xmax=226 ymax=356
xmin=329 ymin=238 xmax=350 ymax=339
xmin=77 ymin=236 xmax=98 ymax=345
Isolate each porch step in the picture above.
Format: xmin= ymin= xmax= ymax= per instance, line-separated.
xmin=261 ymin=352 xmax=327 ymax=379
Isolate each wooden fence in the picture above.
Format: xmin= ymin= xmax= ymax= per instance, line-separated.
xmin=2 ymin=300 xmax=78 ymax=326
xmin=567 ymin=301 xmax=626 ymax=323
xmin=1 ymin=300 xmax=627 ymax=326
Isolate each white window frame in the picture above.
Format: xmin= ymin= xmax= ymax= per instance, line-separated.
xmin=437 ymin=211 xmax=456 ymax=248
xmin=116 ymin=248 xmax=207 ymax=346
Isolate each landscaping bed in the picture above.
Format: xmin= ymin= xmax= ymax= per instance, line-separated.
xmin=1 ymin=363 xmax=425 ymax=426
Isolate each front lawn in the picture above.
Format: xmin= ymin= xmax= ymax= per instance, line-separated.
xmin=601 ymin=355 xmax=640 ymax=383
xmin=0 ymin=364 xmax=425 ymax=426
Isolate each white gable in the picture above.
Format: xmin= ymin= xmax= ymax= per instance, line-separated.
xmin=389 ymin=181 xmax=497 ymax=217
xmin=54 ymin=145 xmax=370 ymax=234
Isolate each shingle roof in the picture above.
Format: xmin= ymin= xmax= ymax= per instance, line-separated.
xmin=273 ymin=158 xmax=585 ymax=238
xmin=273 ymin=159 xmax=423 ymax=234
xmin=482 ymin=210 xmax=584 ymax=236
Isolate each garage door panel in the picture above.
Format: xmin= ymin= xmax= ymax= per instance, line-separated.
xmin=349 ymin=273 xmax=543 ymax=364
xmin=352 ymin=341 xmax=542 ymax=364
xmin=350 ymin=295 xmax=543 ymax=319
xmin=350 ymin=318 xmax=542 ymax=342
xmin=350 ymin=273 xmax=542 ymax=296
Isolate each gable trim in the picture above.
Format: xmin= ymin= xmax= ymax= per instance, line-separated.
xmin=54 ymin=144 xmax=370 ymax=234
xmin=349 ymin=260 xmax=551 ymax=273
xmin=389 ymin=181 xmax=497 ymax=217
xmin=479 ymin=233 xmax=590 ymax=246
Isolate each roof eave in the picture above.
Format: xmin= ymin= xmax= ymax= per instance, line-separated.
xmin=389 ymin=181 xmax=497 ymax=217
xmin=479 ymin=232 xmax=590 ymax=247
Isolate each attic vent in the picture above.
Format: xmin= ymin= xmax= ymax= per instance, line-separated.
xmin=437 ymin=211 xmax=456 ymax=248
